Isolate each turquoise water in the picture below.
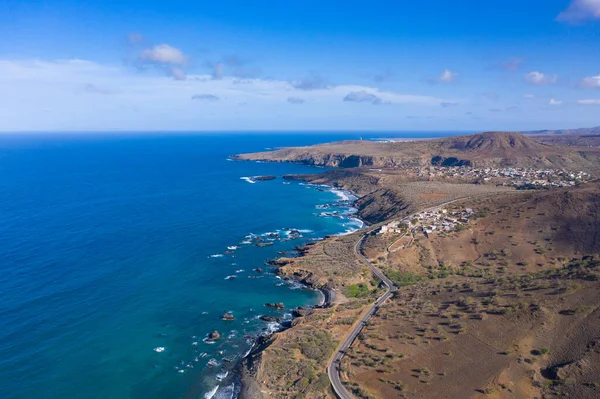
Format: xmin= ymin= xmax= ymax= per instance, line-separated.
xmin=0 ymin=132 xmax=459 ymax=399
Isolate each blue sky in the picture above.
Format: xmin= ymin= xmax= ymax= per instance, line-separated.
xmin=1 ymin=0 xmax=599 ymax=131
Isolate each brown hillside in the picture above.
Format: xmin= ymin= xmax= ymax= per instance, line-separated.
xmin=444 ymin=132 xmax=549 ymax=154
xmin=233 ymin=131 xmax=600 ymax=172
xmin=351 ymin=182 xmax=600 ymax=399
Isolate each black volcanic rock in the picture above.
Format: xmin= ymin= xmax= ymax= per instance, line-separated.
xmin=259 ymin=316 xmax=280 ymax=323
xmin=265 ymin=302 xmax=285 ymax=310
xmin=292 ymin=307 xmax=312 ymax=318
xmin=253 ymin=175 xmax=276 ymax=181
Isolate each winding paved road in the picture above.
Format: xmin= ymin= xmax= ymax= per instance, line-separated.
xmin=327 ymin=231 xmax=397 ymax=399
xmin=327 ymin=196 xmax=478 ymax=398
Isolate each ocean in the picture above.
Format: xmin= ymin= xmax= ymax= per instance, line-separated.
xmin=0 ymin=132 xmax=460 ymax=399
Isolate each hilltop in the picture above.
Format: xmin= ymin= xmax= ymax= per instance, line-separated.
xmin=233 ymin=131 xmax=600 ymax=171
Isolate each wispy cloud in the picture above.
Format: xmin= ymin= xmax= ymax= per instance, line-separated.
xmin=80 ymin=83 xmax=116 ymax=95
xmin=524 ymin=71 xmax=557 ymax=85
xmin=440 ymin=102 xmax=459 ymax=108
xmin=191 ymin=94 xmax=220 ymax=101
xmin=578 ymin=99 xmax=600 ymax=105
xmin=287 ymin=97 xmax=305 ymax=104
xmin=436 ymin=69 xmax=458 ymax=83
xmin=205 ymin=56 xmax=261 ymax=80
xmin=0 ymin=58 xmax=451 ymax=130
xmin=291 ymin=75 xmax=330 ymax=90
xmin=548 ymin=98 xmax=563 ymax=106
xmin=139 ymin=44 xmax=187 ymax=65
xmin=557 ymin=0 xmax=600 ymax=23
xmin=136 ymin=44 xmax=188 ymax=80
xmin=211 ymin=63 xmax=224 ymax=80
xmin=489 ymin=106 xmax=521 ymax=113
xmin=343 ymin=91 xmax=383 ymax=104
xmin=580 ymin=74 xmax=600 ymax=88
xmin=523 ymin=93 xmax=536 ymax=99
xmin=498 ymin=57 xmax=524 ymax=72
xmin=372 ymin=68 xmax=395 ymax=83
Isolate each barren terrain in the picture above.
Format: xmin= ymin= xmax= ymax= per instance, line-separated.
xmin=235 ymin=133 xmax=600 ymax=399
xmin=233 ymin=132 xmax=600 ymax=172
xmin=352 ymin=182 xmax=600 ymax=398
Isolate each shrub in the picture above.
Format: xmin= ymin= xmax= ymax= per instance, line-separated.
xmin=386 ymin=270 xmax=426 ymax=286
xmin=344 ymin=283 xmax=371 ymax=298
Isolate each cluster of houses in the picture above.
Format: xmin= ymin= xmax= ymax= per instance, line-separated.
xmin=379 ymin=207 xmax=476 ymax=238
xmin=409 ymin=207 xmax=475 ymax=236
xmin=416 ymin=166 xmax=590 ymax=188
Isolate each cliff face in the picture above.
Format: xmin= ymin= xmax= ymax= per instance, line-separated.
xmin=241 ymin=151 xmax=425 ymax=168
xmin=232 ymin=132 xmax=600 ymax=171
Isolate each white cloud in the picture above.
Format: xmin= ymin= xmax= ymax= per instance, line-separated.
xmin=438 ymin=69 xmax=458 ymax=83
xmin=577 ymin=99 xmax=600 ymax=105
xmin=343 ymin=91 xmax=382 ymax=104
xmin=0 ymin=58 xmax=450 ymax=131
xmin=292 ymin=75 xmax=329 ymax=90
xmin=139 ymin=44 xmax=187 ymax=65
xmin=581 ymin=74 xmax=600 ymax=88
xmin=525 ymin=71 xmax=557 ymax=85
xmin=523 ymin=94 xmax=536 ymax=99
xmin=557 ymin=0 xmax=600 ymax=22
xmin=137 ymin=44 xmax=188 ymax=80
xmin=548 ymin=98 xmax=563 ymax=106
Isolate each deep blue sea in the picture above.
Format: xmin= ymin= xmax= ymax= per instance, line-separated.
xmin=0 ymin=132 xmax=461 ymax=399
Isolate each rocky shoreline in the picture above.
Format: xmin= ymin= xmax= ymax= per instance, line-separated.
xmin=234 ymin=183 xmax=362 ymax=399
xmin=236 ymin=288 xmax=334 ymax=399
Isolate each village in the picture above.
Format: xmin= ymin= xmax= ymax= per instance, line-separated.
xmin=379 ymin=206 xmax=476 ymax=239
xmin=419 ymin=166 xmax=590 ymax=188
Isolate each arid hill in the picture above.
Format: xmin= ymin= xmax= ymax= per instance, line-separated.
xmin=522 ymin=126 xmax=600 ymax=136
xmin=353 ymin=182 xmax=600 ymax=398
xmin=233 ymin=131 xmax=600 ymax=171
xmin=241 ymin=181 xmax=600 ymax=399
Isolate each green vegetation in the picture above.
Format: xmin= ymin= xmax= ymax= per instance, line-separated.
xmin=344 ymin=283 xmax=372 ymax=298
xmin=385 ymin=270 xmax=426 ymax=286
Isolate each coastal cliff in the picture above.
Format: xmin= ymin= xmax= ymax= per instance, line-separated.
xmin=232 ymin=132 xmax=600 ymax=172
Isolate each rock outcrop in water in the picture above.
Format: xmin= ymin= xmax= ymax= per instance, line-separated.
xmin=221 ymin=313 xmax=235 ymax=321
xmin=259 ymin=315 xmax=280 ymax=323
xmin=206 ymin=330 xmax=221 ymax=341
xmin=252 ymin=175 xmax=276 ymax=181
xmin=265 ymin=302 xmax=285 ymax=309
